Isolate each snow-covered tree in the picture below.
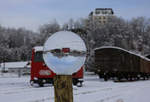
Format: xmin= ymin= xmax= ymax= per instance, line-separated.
xmin=39 ymin=20 xmax=60 ymax=44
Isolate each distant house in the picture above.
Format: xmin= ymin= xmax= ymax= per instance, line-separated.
xmin=0 ymin=61 xmax=31 ymax=75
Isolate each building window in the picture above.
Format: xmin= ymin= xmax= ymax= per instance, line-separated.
xmin=95 ymin=10 xmax=100 ymax=14
xmin=102 ymin=11 xmax=106 ymax=14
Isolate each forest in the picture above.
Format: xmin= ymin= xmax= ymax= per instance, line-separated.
xmin=0 ymin=16 xmax=150 ymax=70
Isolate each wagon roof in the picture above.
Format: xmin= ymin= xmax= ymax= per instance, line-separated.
xmin=94 ymin=46 xmax=150 ymax=61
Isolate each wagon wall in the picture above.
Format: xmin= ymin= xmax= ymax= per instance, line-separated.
xmin=95 ymin=47 xmax=142 ymax=73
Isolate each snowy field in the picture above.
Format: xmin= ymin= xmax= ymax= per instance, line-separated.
xmin=0 ymin=73 xmax=150 ymax=102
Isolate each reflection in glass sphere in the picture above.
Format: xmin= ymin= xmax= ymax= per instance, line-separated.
xmin=43 ymin=31 xmax=86 ymax=75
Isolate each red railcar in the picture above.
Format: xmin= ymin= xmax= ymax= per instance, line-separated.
xmin=30 ymin=46 xmax=84 ymax=87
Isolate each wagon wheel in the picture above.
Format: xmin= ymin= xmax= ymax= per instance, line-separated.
xmin=77 ymin=82 xmax=83 ymax=87
xmin=30 ymin=80 xmax=34 ymax=86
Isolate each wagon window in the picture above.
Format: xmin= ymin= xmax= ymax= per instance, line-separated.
xmin=34 ymin=51 xmax=44 ymax=62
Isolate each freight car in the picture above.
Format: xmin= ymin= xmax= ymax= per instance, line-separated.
xmin=94 ymin=46 xmax=150 ymax=81
xmin=30 ymin=46 xmax=84 ymax=87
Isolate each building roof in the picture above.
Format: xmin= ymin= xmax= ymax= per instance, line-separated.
xmin=95 ymin=8 xmax=113 ymax=10
xmin=34 ymin=46 xmax=43 ymax=52
xmin=89 ymin=8 xmax=114 ymax=16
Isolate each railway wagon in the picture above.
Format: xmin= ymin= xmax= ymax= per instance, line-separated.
xmin=30 ymin=46 xmax=84 ymax=87
xmin=94 ymin=46 xmax=150 ymax=81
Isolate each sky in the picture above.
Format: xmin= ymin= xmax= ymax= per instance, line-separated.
xmin=0 ymin=0 xmax=150 ymax=32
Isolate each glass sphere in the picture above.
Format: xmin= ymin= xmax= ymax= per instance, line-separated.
xmin=43 ymin=31 xmax=86 ymax=75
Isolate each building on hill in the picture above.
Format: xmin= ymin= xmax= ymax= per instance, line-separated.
xmin=89 ymin=8 xmax=114 ymax=23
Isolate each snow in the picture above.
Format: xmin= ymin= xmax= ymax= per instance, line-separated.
xmin=43 ymin=52 xmax=85 ymax=75
xmin=0 ymin=73 xmax=150 ymax=102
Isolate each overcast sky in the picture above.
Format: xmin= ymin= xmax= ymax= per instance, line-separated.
xmin=0 ymin=0 xmax=149 ymax=32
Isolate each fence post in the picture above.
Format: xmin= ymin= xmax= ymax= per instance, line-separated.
xmin=54 ymin=75 xmax=73 ymax=102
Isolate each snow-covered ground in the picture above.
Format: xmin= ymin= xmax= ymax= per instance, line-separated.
xmin=0 ymin=73 xmax=150 ymax=102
